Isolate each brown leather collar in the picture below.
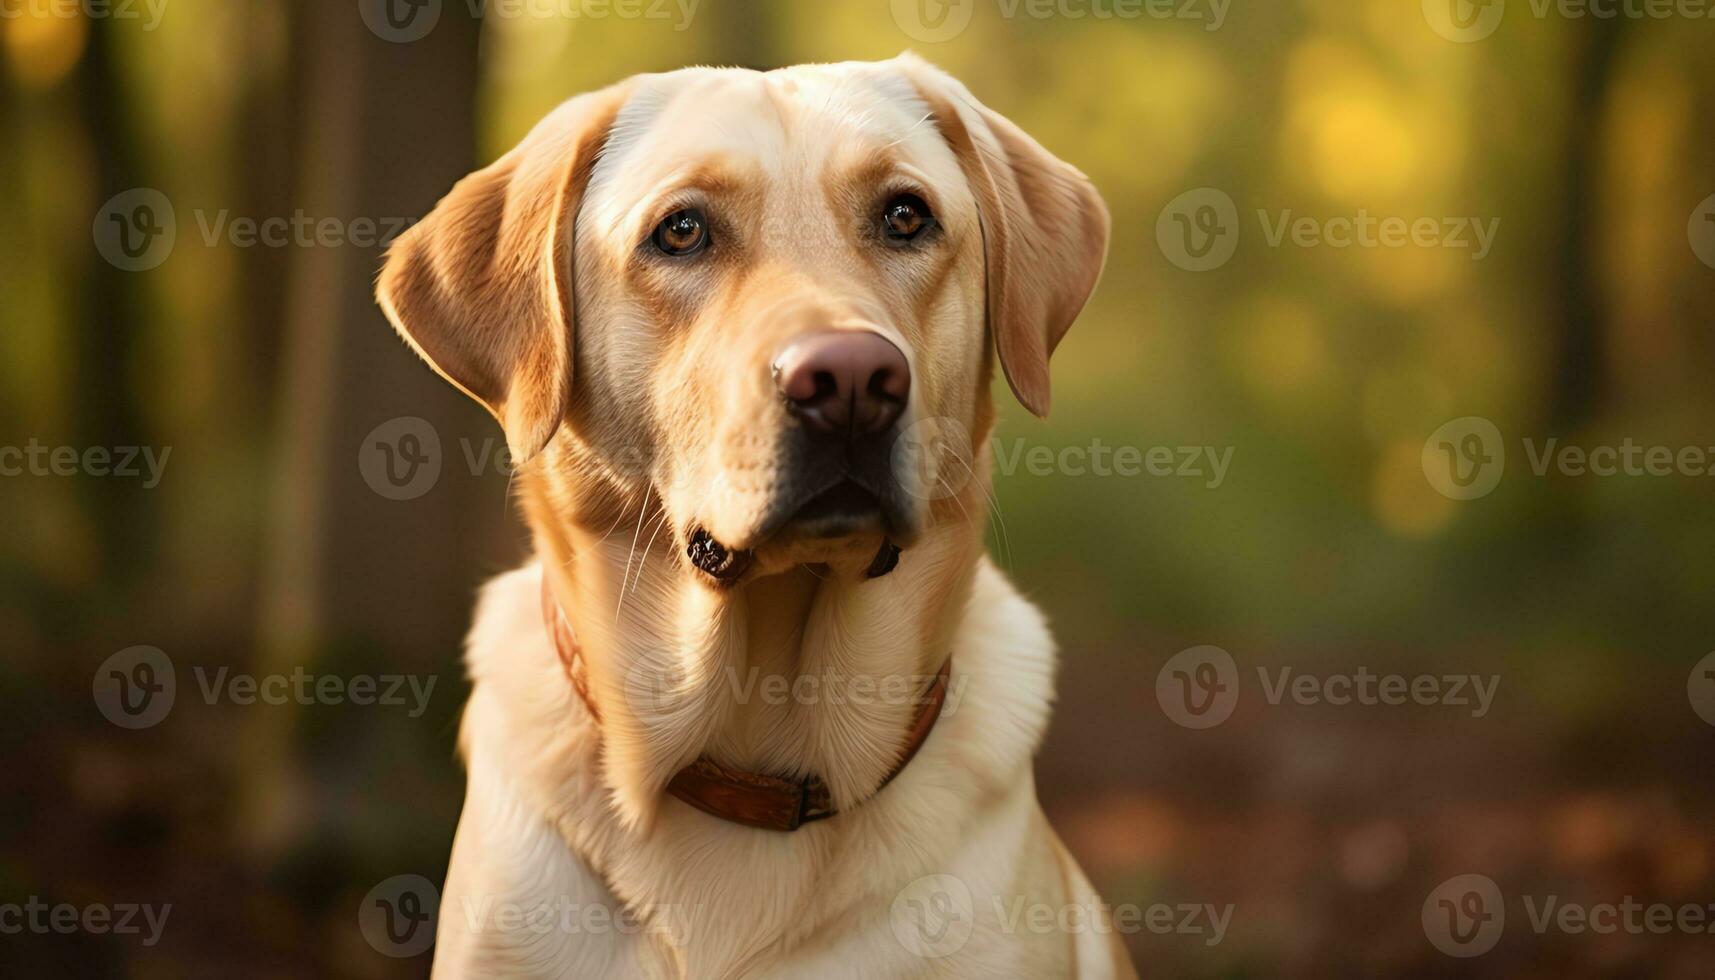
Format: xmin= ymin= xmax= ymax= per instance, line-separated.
xmin=541 ymin=575 xmax=951 ymax=832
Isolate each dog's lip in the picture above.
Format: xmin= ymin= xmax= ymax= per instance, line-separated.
xmin=789 ymin=479 xmax=884 ymax=530
xmin=758 ymin=473 xmax=906 ymax=543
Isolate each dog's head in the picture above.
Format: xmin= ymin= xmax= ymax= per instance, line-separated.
xmin=378 ymin=54 xmax=1108 ymax=584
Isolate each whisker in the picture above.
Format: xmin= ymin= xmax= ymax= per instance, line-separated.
xmin=631 ymin=509 xmax=672 ymax=597
xmin=615 ymin=489 xmax=651 ymax=623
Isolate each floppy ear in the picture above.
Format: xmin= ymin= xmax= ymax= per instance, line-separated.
xmin=897 ymin=55 xmax=1110 ymax=417
xmin=376 ymin=83 xmax=630 ymax=462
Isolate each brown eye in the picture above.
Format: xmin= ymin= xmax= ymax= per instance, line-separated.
xmin=882 ymin=194 xmax=934 ymax=242
xmin=653 ymin=209 xmax=709 ymax=256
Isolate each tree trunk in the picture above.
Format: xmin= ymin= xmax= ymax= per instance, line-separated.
xmin=242 ymin=0 xmax=522 ymax=857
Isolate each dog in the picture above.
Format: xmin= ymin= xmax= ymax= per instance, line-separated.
xmin=376 ymin=53 xmax=1130 ymax=979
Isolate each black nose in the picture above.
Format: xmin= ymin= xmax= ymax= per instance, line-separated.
xmin=772 ymin=331 xmax=910 ymax=437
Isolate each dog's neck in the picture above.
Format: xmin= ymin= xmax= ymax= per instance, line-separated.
xmin=522 ymin=460 xmax=987 ymax=831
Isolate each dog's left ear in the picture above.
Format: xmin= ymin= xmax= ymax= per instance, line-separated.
xmin=376 ymin=82 xmax=630 ymax=462
xmin=897 ymin=54 xmax=1110 ymax=418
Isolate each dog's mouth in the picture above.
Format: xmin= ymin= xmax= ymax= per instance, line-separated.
xmin=788 ymin=479 xmax=886 ymax=536
xmin=687 ymin=477 xmax=910 ymax=587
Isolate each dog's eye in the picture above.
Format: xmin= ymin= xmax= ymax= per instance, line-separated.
xmin=881 ymin=194 xmax=934 ymax=243
xmin=653 ymin=209 xmax=710 ymax=256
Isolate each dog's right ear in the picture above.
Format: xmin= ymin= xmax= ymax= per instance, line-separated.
xmin=376 ymin=83 xmax=630 ymax=464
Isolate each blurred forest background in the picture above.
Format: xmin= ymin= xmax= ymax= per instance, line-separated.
xmin=3 ymin=0 xmax=1715 ymax=976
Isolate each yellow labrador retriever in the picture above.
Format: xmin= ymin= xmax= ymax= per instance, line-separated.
xmin=377 ymin=53 xmax=1131 ymax=979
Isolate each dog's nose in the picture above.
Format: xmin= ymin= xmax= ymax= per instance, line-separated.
xmin=772 ymin=331 xmax=909 ymax=436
